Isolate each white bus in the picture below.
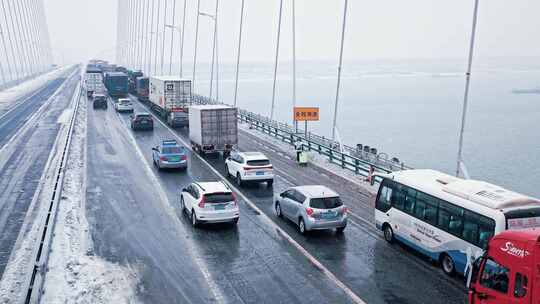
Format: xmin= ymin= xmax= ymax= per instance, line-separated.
xmin=374 ymin=169 xmax=540 ymax=276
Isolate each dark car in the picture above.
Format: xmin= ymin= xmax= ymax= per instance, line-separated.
xmin=93 ymin=94 xmax=107 ymax=109
xmin=130 ymin=112 xmax=154 ymax=131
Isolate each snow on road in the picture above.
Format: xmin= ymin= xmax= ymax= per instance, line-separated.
xmin=0 ymin=67 xmax=71 ymax=116
xmin=42 ymin=96 xmax=140 ymax=304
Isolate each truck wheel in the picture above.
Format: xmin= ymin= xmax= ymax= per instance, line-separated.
xmin=383 ymin=224 xmax=394 ymax=243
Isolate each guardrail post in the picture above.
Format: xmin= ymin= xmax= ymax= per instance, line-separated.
xmin=355 ymin=159 xmax=359 ymax=174
xmin=341 ymin=154 xmax=345 ymax=169
xmin=329 ymin=149 xmax=333 ymax=162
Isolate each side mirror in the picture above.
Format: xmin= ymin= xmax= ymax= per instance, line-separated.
xmin=280 ymin=193 xmax=285 ymax=198
xmin=182 ymin=188 xmax=188 ymax=192
xmin=152 ymin=147 xmax=158 ymax=152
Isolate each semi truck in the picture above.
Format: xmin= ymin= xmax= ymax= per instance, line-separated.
xmin=136 ymin=77 xmax=149 ymax=102
xmin=104 ymin=72 xmax=129 ymax=97
xmin=149 ymin=76 xmax=192 ymax=127
xmin=467 ymin=228 xmax=540 ymax=303
xmin=84 ymin=66 xmax=104 ymax=98
xmin=189 ymin=105 xmax=238 ymax=156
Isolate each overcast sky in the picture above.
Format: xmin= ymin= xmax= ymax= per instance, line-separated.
xmin=44 ymin=0 xmax=540 ymax=65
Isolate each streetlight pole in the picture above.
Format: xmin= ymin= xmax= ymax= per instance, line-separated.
xmin=292 ymin=0 xmax=297 ymax=130
xmin=207 ymin=3 xmax=219 ymax=102
xmin=233 ymin=0 xmax=245 ymax=107
xmin=331 ymin=0 xmax=349 ymax=141
xmin=456 ymin=0 xmax=480 ymax=178
xmin=144 ymin=0 xmax=151 ymax=74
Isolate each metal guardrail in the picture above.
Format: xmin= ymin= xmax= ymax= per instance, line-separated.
xmin=24 ymin=72 xmax=82 ymax=304
xmin=193 ymin=94 xmax=413 ymax=180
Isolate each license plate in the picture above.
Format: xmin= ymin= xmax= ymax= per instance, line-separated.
xmin=141 ymin=121 xmax=148 ymax=124
xmin=256 ymin=171 xmax=264 ymax=175
xmin=169 ymin=156 xmax=180 ymax=162
xmin=214 ymin=205 xmax=226 ymax=210
xmin=322 ymin=212 xmax=336 ymax=219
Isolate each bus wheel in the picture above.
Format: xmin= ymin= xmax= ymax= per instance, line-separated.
xmin=440 ymin=254 xmax=455 ymax=276
xmin=383 ymin=224 xmax=394 ymax=243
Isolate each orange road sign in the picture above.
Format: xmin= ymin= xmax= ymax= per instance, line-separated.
xmin=294 ymin=107 xmax=319 ymax=121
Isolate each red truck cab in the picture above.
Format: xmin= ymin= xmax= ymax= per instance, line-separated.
xmin=468 ymin=228 xmax=540 ymax=303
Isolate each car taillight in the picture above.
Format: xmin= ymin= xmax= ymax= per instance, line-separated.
xmin=181 ymin=155 xmax=187 ymax=161
xmin=160 ymin=156 xmax=167 ymax=161
xmin=231 ymin=192 xmax=237 ymax=206
xmin=306 ymin=207 xmax=314 ymax=217
xmin=198 ymin=196 xmax=206 ymax=208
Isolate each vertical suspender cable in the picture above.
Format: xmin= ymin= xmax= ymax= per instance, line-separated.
xmin=13 ymin=0 xmax=31 ymax=77
xmin=179 ymin=0 xmax=186 ymax=78
xmin=0 ymin=4 xmax=13 ymax=84
xmin=209 ymin=0 xmax=219 ymax=102
xmin=160 ymin=0 xmax=168 ymax=74
xmin=168 ymin=0 xmax=177 ymax=75
xmin=129 ymin=0 xmax=134 ymax=68
xmin=31 ymin=0 xmax=45 ymax=72
xmin=331 ymin=0 xmax=348 ymax=141
xmin=154 ymin=0 xmax=161 ymax=74
xmin=137 ymin=0 xmax=143 ymax=70
xmin=149 ymin=0 xmax=155 ymax=74
xmin=27 ymin=0 xmax=42 ymax=72
xmin=144 ymin=0 xmax=151 ymax=73
xmin=19 ymin=0 xmax=36 ymax=75
xmin=270 ymin=0 xmax=284 ymax=120
xmin=233 ymin=0 xmax=245 ymax=107
xmin=292 ymin=0 xmax=297 ymax=130
xmin=116 ymin=0 xmax=122 ymax=64
xmin=1 ymin=0 xmax=19 ymax=82
xmin=192 ymin=0 xmax=201 ymax=92
xmin=216 ymin=11 xmax=219 ymax=102
xmin=456 ymin=0 xmax=480 ymax=177
xmin=38 ymin=0 xmax=52 ymax=67
xmin=8 ymin=0 xmax=27 ymax=78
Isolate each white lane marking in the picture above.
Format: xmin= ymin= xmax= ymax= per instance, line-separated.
xmin=113 ymin=109 xmax=227 ymax=304
xmin=142 ymin=104 xmax=367 ymax=304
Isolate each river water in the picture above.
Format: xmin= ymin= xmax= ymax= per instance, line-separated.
xmin=191 ymin=57 xmax=540 ymax=197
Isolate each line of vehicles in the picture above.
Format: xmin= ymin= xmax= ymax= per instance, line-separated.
xmin=84 ymin=60 xmax=540 ymax=303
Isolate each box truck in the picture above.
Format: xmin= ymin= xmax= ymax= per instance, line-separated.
xmin=84 ymin=67 xmax=104 ymax=98
xmin=468 ymin=228 xmax=540 ymax=303
xmin=189 ymin=105 xmax=238 ymax=156
xmin=136 ymin=77 xmax=149 ymax=102
xmin=128 ymin=70 xmax=143 ymax=94
xmin=149 ymin=76 xmax=191 ymax=127
xmin=104 ymin=72 xmax=129 ymax=97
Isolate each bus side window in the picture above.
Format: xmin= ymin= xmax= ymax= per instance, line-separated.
xmin=514 ymin=273 xmax=528 ymax=298
xmin=438 ymin=201 xmax=464 ymax=237
xmin=403 ymin=188 xmax=417 ymax=214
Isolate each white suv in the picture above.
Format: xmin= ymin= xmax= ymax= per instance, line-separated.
xmin=180 ymin=182 xmax=239 ymax=227
xmin=115 ymin=98 xmax=133 ymax=112
xmin=225 ymin=151 xmax=274 ymax=187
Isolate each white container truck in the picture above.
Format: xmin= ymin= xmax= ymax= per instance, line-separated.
xmin=149 ymin=76 xmax=191 ymax=127
xmin=84 ymin=67 xmax=104 ymax=98
xmin=189 ymin=105 xmax=238 ymax=156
